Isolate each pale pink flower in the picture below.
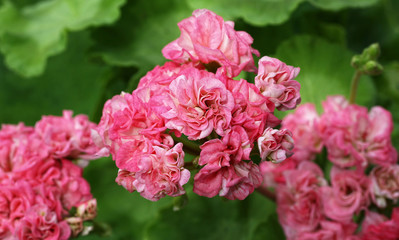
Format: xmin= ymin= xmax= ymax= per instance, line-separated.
xmin=14 ymin=204 xmax=70 ymax=240
xmin=369 ymin=165 xmax=399 ymax=208
xmin=255 ymin=56 xmax=301 ymax=111
xmin=65 ymin=217 xmax=83 ymax=237
xmin=193 ymin=161 xmax=262 ymax=200
xmin=227 ymin=79 xmax=280 ymax=142
xmin=162 ymin=9 xmax=260 ymax=77
xmin=163 ymin=67 xmax=234 ymax=139
xmin=321 ymin=168 xmax=370 ymax=223
xmin=76 ymin=199 xmax=97 ymax=221
xmin=115 ymin=142 xmax=190 ymax=201
xmin=361 ymin=210 xmax=388 ymax=234
xmin=257 ymin=127 xmax=294 ymax=163
xmin=281 ymin=103 xmax=323 ymax=162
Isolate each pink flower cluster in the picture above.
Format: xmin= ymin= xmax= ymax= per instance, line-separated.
xmin=259 ymin=96 xmax=399 ymax=239
xmin=0 ymin=111 xmax=103 ymax=239
xmin=96 ymin=9 xmax=301 ymax=201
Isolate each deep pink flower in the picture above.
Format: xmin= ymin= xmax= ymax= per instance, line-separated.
xmin=163 ymin=67 xmax=234 ymax=139
xmin=369 ymin=165 xmax=399 ymax=208
xmin=14 ymin=204 xmax=70 ymax=240
xmin=257 ymin=127 xmax=294 ymax=163
xmin=321 ymin=168 xmax=370 ymax=223
xmin=162 ymin=9 xmax=260 ymax=77
xmin=255 ymin=56 xmax=301 ymax=111
xmin=361 ymin=208 xmax=399 ymax=240
xmin=320 ymin=96 xmax=397 ymax=168
xmin=281 ymin=103 xmax=323 ymax=162
xmin=193 ymin=161 xmax=262 ymax=200
xmin=298 ymin=221 xmax=358 ymax=240
xmin=227 ymin=79 xmax=280 ymax=142
xmin=115 ymin=142 xmax=190 ymax=201
xmin=96 ymin=92 xmax=168 ymax=156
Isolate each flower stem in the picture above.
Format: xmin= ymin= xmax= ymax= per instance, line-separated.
xmin=171 ymin=134 xmax=201 ymax=155
xmin=349 ymin=70 xmax=362 ymax=104
xmin=256 ymin=186 xmax=276 ymax=202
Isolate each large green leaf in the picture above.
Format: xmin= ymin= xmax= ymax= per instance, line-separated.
xmin=144 ymin=188 xmax=275 ymax=240
xmin=91 ymin=0 xmax=192 ymax=68
xmin=0 ymin=0 xmax=125 ymax=77
xmin=0 ymin=31 xmax=108 ymax=125
xmin=273 ymin=35 xmax=375 ymax=115
xmin=185 ymin=0 xmax=378 ymax=27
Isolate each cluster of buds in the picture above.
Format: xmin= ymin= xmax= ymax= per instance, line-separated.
xmin=260 ymin=96 xmax=399 ymax=239
xmin=0 ymin=111 xmax=104 ymax=239
xmin=95 ymin=9 xmax=301 ymax=201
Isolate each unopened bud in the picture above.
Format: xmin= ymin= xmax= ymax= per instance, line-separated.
xmin=351 ymin=55 xmax=362 ymax=69
xmin=77 ymin=199 xmax=97 ymax=221
xmin=66 ymin=217 xmax=84 ymax=237
xmin=363 ymin=43 xmax=380 ymax=60
xmin=363 ymin=60 xmax=383 ymax=75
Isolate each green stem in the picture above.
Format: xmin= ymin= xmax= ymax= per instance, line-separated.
xmin=349 ymin=70 xmax=362 ymax=104
xmin=171 ymin=134 xmax=201 ymax=155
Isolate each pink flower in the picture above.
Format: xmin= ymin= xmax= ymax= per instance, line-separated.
xmin=361 ymin=208 xmax=399 ymax=240
xmin=369 ymin=165 xmax=399 ymax=208
xmin=193 ymin=161 xmax=262 ymax=200
xmin=281 ymin=103 xmax=323 ymax=162
xmin=14 ymin=204 xmax=70 ymax=240
xmin=76 ymin=199 xmax=97 ymax=221
xmin=35 ymin=110 xmax=103 ymax=160
xmin=115 ymin=142 xmax=190 ymax=201
xmin=163 ymin=67 xmax=234 ymax=139
xmin=320 ymin=96 xmax=397 ymax=168
xmin=96 ymin=92 xmax=168 ymax=156
xmin=257 ymin=127 xmax=294 ymax=163
xmin=227 ymin=79 xmax=280 ymax=142
xmin=276 ymin=162 xmax=327 ymax=239
xmin=259 ymin=157 xmax=297 ymax=188
xmin=255 ymin=56 xmax=301 ymax=111
xmin=298 ymin=221 xmax=358 ymax=240
xmin=321 ymin=168 xmax=370 ymax=223
xmin=57 ymin=159 xmax=92 ymax=210
xmin=162 ymin=9 xmax=260 ymax=77
xmin=65 ymin=217 xmax=83 ymax=237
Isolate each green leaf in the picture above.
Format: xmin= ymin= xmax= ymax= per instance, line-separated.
xmin=273 ymin=35 xmax=375 ymax=116
xmin=0 ymin=31 xmax=108 ymax=125
xmin=185 ymin=0 xmax=304 ymax=26
xmin=308 ymin=0 xmax=379 ymax=11
xmin=251 ymin=213 xmax=285 ymax=240
xmin=91 ymin=0 xmax=192 ymax=68
xmin=0 ymin=0 xmax=125 ymax=77
xmin=144 ymin=188 xmax=275 ymax=240
xmin=185 ymin=0 xmax=378 ymax=27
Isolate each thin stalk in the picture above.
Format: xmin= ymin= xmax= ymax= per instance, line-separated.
xmin=256 ymin=186 xmax=276 ymax=202
xmin=349 ymin=70 xmax=362 ymax=104
xmin=171 ymin=134 xmax=201 ymax=155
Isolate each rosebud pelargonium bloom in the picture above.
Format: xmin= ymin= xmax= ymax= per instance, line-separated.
xmin=321 ymin=168 xmax=370 ymax=223
xmin=258 ymin=127 xmax=294 ymax=163
xmin=255 ymin=56 xmax=301 ymax=111
xmin=369 ymin=165 xmax=399 ymax=208
xmin=162 ymin=9 xmax=260 ymax=77
xmin=277 ymin=162 xmax=327 ymax=239
xmin=163 ymin=67 xmax=234 ymax=139
xmin=297 ymin=221 xmax=358 ymax=240
xmin=193 ymin=126 xmax=262 ymax=200
xmin=227 ymin=79 xmax=280 ymax=143
xmin=361 ymin=208 xmax=399 ymax=240
xmin=115 ymin=141 xmax=190 ymax=201
xmin=320 ymin=96 xmax=397 ymax=168
xmin=281 ymin=103 xmax=323 ymax=162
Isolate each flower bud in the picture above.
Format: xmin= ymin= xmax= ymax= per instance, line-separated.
xmin=66 ymin=217 xmax=84 ymax=237
xmin=76 ymin=199 xmax=97 ymax=221
xmin=363 ymin=43 xmax=380 ymax=60
xmin=363 ymin=60 xmax=383 ymax=75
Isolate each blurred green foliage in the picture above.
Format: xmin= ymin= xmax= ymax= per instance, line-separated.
xmin=0 ymin=0 xmax=398 ymax=239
